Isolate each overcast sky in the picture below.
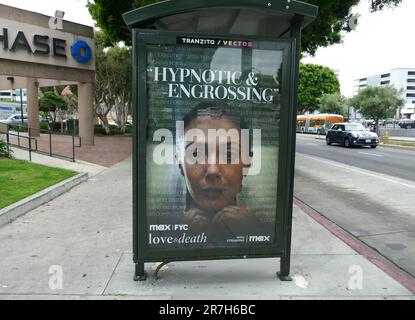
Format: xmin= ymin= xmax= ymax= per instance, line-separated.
xmin=302 ymin=1 xmax=415 ymax=97
xmin=0 ymin=0 xmax=94 ymax=26
xmin=1 ymin=0 xmax=414 ymax=97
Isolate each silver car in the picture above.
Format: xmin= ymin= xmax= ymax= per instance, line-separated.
xmin=0 ymin=114 xmax=28 ymax=125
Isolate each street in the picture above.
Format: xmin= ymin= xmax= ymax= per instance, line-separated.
xmin=294 ymin=133 xmax=415 ymax=279
xmin=296 ymin=134 xmax=415 ymax=182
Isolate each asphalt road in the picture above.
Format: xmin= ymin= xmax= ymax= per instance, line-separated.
xmin=294 ymin=133 xmax=415 ymax=279
xmin=296 ymin=134 xmax=415 ymax=182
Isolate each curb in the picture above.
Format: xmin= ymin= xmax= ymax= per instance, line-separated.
xmin=380 ymin=143 xmax=415 ymax=152
xmin=0 ymin=172 xmax=88 ymax=228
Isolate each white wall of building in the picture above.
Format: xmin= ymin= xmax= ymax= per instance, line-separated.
xmin=353 ymin=68 xmax=415 ymax=119
xmin=0 ymin=89 xmax=27 ymax=102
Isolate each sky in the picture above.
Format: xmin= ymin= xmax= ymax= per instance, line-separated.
xmin=302 ymin=1 xmax=415 ymax=97
xmin=1 ymin=0 xmax=414 ymax=98
xmin=0 ymin=0 xmax=94 ymax=26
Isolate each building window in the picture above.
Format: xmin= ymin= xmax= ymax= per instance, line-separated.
xmin=381 ymin=81 xmax=390 ymax=85
xmin=406 ymin=93 xmax=415 ymax=97
xmin=408 ymin=71 xmax=415 ymax=76
xmin=359 ymin=84 xmax=367 ymax=88
xmin=359 ymin=78 xmax=367 ymax=82
xmin=407 ymin=86 xmax=415 ymax=90
xmin=381 ymin=73 xmax=390 ymax=78
xmin=408 ymin=79 xmax=415 ymax=83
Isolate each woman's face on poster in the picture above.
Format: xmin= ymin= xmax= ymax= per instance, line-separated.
xmin=182 ymin=115 xmax=246 ymax=212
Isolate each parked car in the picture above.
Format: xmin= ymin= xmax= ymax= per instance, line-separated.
xmin=360 ymin=119 xmax=375 ymax=128
xmin=0 ymin=114 xmax=44 ymax=128
xmin=381 ymin=118 xmax=399 ymax=126
xmin=398 ymin=119 xmax=415 ymax=129
xmin=0 ymin=114 xmax=28 ymax=125
xmin=326 ymin=122 xmax=379 ymax=148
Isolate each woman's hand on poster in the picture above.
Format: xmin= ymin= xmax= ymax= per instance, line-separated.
xmin=184 ymin=208 xmax=210 ymax=227
xmin=213 ymin=206 xmax=257 ymax=226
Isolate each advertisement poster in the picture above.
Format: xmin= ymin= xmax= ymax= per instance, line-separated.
xmin=144 ymin=37 xmax=283 ymax=249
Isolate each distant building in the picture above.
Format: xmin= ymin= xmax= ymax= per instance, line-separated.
xmin=353 ymin=68 xmax=415 ymax=120
xmin=0 ymin=89 xmax=27 ymax=102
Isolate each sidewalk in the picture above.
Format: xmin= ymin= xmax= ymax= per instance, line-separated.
xmin=10 ymin=147 xmax=107 ymax=177
xmin=6 ymin=133 xmax=133 ymax=167
xmin=0 ymin=156 xmax=413 ymax=299
xmin=388 ymin=136 xmax=415 ymax=142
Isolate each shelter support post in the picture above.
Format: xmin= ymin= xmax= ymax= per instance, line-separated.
xmin=134 ymin=261 xmax=147 ymax=281
xmin=277 ymin=15 xmax=303 ymax=282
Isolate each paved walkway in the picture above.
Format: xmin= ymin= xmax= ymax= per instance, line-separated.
xmin=0 ymin=156 xmax=413 ymax=299
xmin=10 ymin=147 xmax=107 ymax=177
xmin=73 ymin=135 xmax=132 ymax=167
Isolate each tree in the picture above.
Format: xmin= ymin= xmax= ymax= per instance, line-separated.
xmin=93 ymin=32 xmax=113 ymax=134
xmin=40 ymin=85 xmax=79 ymax=133
xmin=298 ymin=63 xmax=340 ymax=114
xmin=107 ymin=46 xmax=132 ymax=133
xmin=93 ymin=32 xmax=132 ymax=134
xmin=61 ymin=90 xmax=79 ymax=133
xmin=39 ymin=92 xmax=68 ymax=131
xmin=319 ymin=93 xmax=347 ymax=116
xmin=86 ymin=0 xmax=402 ymax=55
xmin=62 ymin=90 xmax=78 ymax=116
xmin=349 ymin=85 xmax=405 ymax=134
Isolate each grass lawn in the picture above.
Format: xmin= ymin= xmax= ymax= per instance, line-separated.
xmin=0 ymin=158 xmax=78 ymax=209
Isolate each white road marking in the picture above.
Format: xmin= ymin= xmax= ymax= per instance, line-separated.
xmin=299 ymin=154 xmax=415 ymax=190
xmin=358 ymin=152 xmax=384 ymax=157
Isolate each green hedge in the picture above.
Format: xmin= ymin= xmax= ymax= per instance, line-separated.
xmin=0 ymin=138 xmax=12 ymax=158
xmin=94 ymin=124 xmax=132 ymax=135
xmin=40 ymin=122 xmax=49 ymax=131
xmin=9 ymin=121 xmax=49 ymax=133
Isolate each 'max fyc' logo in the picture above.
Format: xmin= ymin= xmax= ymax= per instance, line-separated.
xmin=0 ymin=28 xmax=92 ymax=64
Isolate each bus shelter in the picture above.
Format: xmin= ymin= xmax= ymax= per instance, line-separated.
xmin=123 ymin=0 xmax=318 ymax=281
